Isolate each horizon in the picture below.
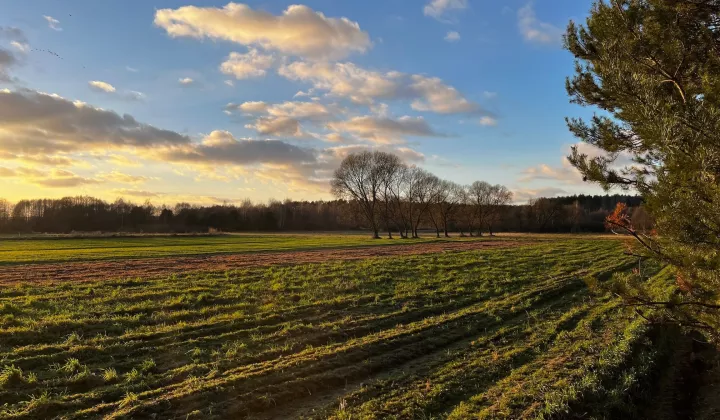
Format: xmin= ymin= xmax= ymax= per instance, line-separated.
xmin=1 ymin=0 xmax=607 ymax=206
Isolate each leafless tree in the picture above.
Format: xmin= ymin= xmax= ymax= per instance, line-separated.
xmin=405 ymin=168 xmax=441 ymax=238
xmin=431 ymin=180 xmax=463 ymax=238
xmin=485 ymin=185 xmax=512 ymax=235
xmin=469 ymin=181 xmax=493 ymax=236
xmin=376 ymin=153 xmax=406 ymax=239
xmin=331 ymin=151 xmax=389 ymax=239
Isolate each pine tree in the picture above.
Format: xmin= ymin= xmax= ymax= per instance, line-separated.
xmin=565 ymin=0 xmax=720 ymax=340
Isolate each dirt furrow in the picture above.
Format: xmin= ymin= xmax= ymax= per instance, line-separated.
xmin=0 ymin=240 xmax=529 ymax=285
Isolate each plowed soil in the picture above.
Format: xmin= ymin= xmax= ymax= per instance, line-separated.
xmin=0 ymin=240 xmax=528 ymax=285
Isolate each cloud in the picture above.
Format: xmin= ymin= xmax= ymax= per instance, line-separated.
xmin=233 ymin=101 xmax=267 ymax=114
xmin=424 ymin=0 xmax=468 ymax=21
xmin=483 ymin=91 xmax=497 ymax=99
xmin=230 ymin=100 xmax=333 ymax=137
xmin=33 ymin=169 xmax=102 ymax=188
xmin=324 ymin=144 xmax=425 ymax=164
xmin=88 ymin=80 xmax=117 ymax=93
xmin=154 ymin=3 xmax=371 ymax=60
xmin=444 ymin=31 xmax=460 ymax=42
xmin=111 ymin=188 xmax=161 ymax=198
xmin=126 ymin=66 xmax=139 ymax=73
xmin=0 ymin=153 xmax=77 ymax=167
xmin=409 ymin=75 xmax=478 ymax=114
xmin=519 ymin=142 xmax=636 ymax=186
xmin=43 ymin=15 xmax=62 ymax=31
xmin=478 ymin=116 xmax=498 ymax=126
xmin=125 ymin=91 xmax=146 ymax=101
xmin=0 ymin=89 xmax=190 ymax=157
xmin=278 ymin=61 xmax=482 ymax=115
xmin=153 ymin=130 xmax=316 ymax=166
xmin=245 ymin=116 xmax=304 ymax=137
xmin=88 ymin=81 xmax=145 ymax=101
xmin=0 ymin=48 xmax=17 ymax=82
xmin=519 ymin=163 xmax=581 ymax=183
xmin=327 ymin=115 xmax=442 ymax=144
xmin=279 ymin=61 xmax=402 ymax=105
xmin=224 ymin=80 xmax=234 ymax=87
xmin=220 ymin=48 xmax=274 ymax=79
xmin=178 ymin=77 xmax=195 ymax=86
xmin=1 ymin=166 xmax=102 ymax=188
xmin=513 ymin=186 xmax=567 ymax=203
xmin=10 ymin=41 xmax=29 ymax=53
xmin=0 ymin=27 xmax=26 ymax=82
xmin=101 ymin=154 xmax=140 ymax=167
xmin=0 ymin=27 xmax=27 ymax=43
xmin=100 ymin=171 xmax=154 ymax=184
xmin=266 ymin=101 xmax=331 ymax=119
xmin=518 ymin=2 xmax=562 ymax=45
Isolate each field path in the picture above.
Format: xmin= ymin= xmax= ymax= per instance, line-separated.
xmin=1 ymin=240 xmax=529 ymax=285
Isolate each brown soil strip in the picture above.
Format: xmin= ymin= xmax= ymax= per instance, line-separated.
xmin=0 ymin=240 xmax=529 ymax=286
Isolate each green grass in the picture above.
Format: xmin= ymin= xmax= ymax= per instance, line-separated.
xmin=0 ymin=237 xmax=672 ymax=419
xmin=0 ymin=234 xmax=495 ymax=265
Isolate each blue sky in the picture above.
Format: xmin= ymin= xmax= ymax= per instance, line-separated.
xmin=0 ymin=0 xmax=604 ymax=204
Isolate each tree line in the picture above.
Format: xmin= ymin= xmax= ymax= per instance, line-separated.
xmin=0 ymin=167 xmax=646 ymax=235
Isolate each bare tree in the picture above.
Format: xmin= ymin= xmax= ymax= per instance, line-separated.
xmin=469 ymin=181 xmax=493 ymax=236
xmin=456 ymin=185 xmax=475 ymax=237
xmin=406 ymin=168 xmax=441 ymax=238
xmin=331 ymin=151 xmax=384 ymax=239
xmin=430 ymin=180 xmax=462 ymax=238
xmin=376 ymin=153 xmax=406 ymax=239
xmin=530 ymin=198 xmax=563 ymax=231
xmin=485 ymin=185 xmax=512 ymax=236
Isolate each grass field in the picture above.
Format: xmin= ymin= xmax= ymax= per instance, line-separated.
xmin=0 ymin=234 xmax=487 ymax=265
xmin=0 ymin=235 xmax=687 ymax=419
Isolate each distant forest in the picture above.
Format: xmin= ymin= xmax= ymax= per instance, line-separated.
xmin=0 ymin=194 xmax=648 ymax=234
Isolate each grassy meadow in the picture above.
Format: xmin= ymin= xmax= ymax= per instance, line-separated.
xmin=0 ymin=235 xmax=688 ymax=419
xmin=0 ymin=234 xmax=492 ymax=265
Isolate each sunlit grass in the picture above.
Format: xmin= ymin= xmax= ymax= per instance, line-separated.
xmin=0 ymin=237 xmax=670 ymax=419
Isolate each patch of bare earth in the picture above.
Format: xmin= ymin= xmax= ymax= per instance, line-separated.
xmin=0 ymin=240 xmax=529 ymax=285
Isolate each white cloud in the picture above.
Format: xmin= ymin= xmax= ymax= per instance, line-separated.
xmin=518 ymin=2 xmax=563 ymax=45
xmin=279 ymin=61 xmax=402 ymax=105
xmin=266 ymin=101 xmax=331 ymax=120
xmin=424 ymin=0 xmax=468 ymax=21
xmin=410 ymin=75 xmax=478 ymax=114
xmin=519 ymin=163 xmax=581 ymax=183
xmin=479 ymin=116 xmax=498 ymax=126
xmin=10 ymin=41 xmax=29 ymax=53
xmin=88 ymin=80 xmax=117 ymax=93
xmin=154 ymin=3 xmax=371 ymax=60
xmin=178 ymin=77 xmax=194 ymax=86
xmin=224 ymin=80 xmax=235 ymax=87
xmin=327 ymin=115 xmax=441 ymax=144
xmin=245 ymin=116 xmax=305 ymax=137
xmin=231 ymin=100 xmax=334 ymax=138
xmin=43 ymin=15 xmax=62 ymax=31
xmin=234 ymin=101 xmax=268 ymax=114
xmin=125 ymin=91 xmax=146 ymax=101
xmin=126 ymin=66 xmax=139 ymax=73
xmin=483 ymin=91 xmax=497 ymax=99
xmin=444 ymin=31 xmax=461 ymax=42
xmin=279 ymin=61 xmax=483 ymax=115
xmin=220 ymin=48 xmax=274 ymax=79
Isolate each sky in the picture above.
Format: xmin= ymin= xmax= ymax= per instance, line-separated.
xmin=0 ymin=0 xmax=607 ymax=205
